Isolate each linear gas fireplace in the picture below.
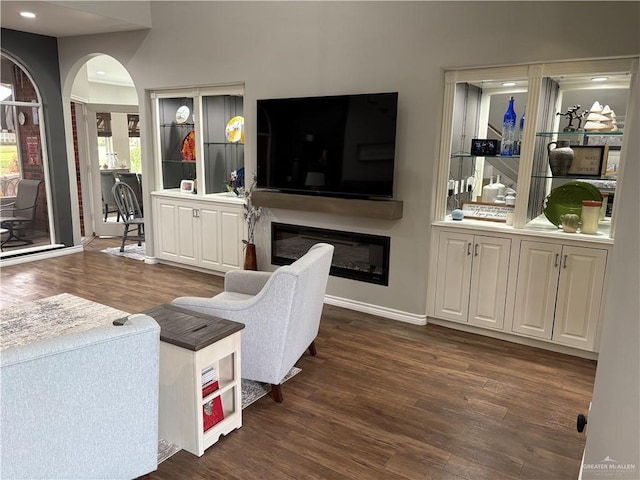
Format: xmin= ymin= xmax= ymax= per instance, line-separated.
xmin=271 ymin=223 xmax=390 ymax=286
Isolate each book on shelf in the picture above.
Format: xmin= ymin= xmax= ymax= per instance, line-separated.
xmin=202 ymin=367 xmax=220 ymax=397
xmin=203 ymin=396 xmax=224 ymax=432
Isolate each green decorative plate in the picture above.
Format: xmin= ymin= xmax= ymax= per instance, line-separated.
xmin=543 ymin=181 xmax=603 ymax=226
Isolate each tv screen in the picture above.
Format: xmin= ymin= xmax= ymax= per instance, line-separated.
xmin=257 ymin=92 xmax=398 ymax=199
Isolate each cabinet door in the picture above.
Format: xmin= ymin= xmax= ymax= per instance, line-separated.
xmin=154 ymin=198 xmax=180 ymax=261
xmin=552 ymin=246 xmax=607 ymax=350
xmin=219 ymin=207 xmax=244 ymax=270
xmin=512 ymin=241 xmax=562 ymax=339
xmin=468 ymin=236 xmax=511 ymax=330
xmin=434 ymin=231 xmax=473 ymax=323
xmin=176 ymin=204 xmax=198 ymax=265
xmin=198 ymin=206 xmax=221 ymax=269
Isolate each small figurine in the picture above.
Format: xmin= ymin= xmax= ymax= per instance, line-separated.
xmin=556 ymin=105 xmax=588 ymax=132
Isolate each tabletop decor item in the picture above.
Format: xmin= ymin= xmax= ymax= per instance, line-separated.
xmin=180 ymin=130 xmax=196 ymax=161
xmin=242 ymin=173 xmax=262 ymax=270
xmin=547 ymin=140 xmax=574 ymax=176
xmin=225 ymin=116 xmax=245 ymax=144
xmin=543 ymin=180 xmax=603 ymax=227
xmin=500 ymin=96 xmax=517 ymax=156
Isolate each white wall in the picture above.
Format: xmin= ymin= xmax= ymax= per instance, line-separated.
xmin=581 ymin=61 xmax=639 ymax=479
xmin=57 ymin=1 xmax=640 ymax=317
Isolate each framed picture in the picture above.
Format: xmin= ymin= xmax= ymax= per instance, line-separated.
xmin=180 ymin=179 xmax=195 ymax=194
xmin=470 ymin=139 xmax=500 ymax=156
xmin=568 ymin=145 xmax=608 ymax=177
xmin=461 ymin=202 xmax=514 ymax=222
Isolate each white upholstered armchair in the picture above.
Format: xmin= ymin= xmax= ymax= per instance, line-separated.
xmin=172 ymin=243 xmax=334 ymax=402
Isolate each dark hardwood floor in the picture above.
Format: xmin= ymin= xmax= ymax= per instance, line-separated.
xmin=0 ymin=237 xmax=597 ymax=479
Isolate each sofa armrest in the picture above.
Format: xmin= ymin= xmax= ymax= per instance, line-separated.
xmin=224 ymin=269 xmax=273 ymax=295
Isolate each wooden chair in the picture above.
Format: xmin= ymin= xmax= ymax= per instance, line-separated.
xmin=100 ymin=171 xmax=120 ymax=222
xmin=112 ymin=182 xmax=144 ymax=252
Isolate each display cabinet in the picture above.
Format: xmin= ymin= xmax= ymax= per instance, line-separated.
xmin=151 ymin=85 xmax=245 ymax=195
xmin=436 ymin=57 xmax=637 ymax=238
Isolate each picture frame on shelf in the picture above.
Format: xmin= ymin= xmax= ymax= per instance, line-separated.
xmin=461 ymin=202 xmax=515 ymax=222
xmin=568 ymin=145 xmax=609 ymax=178
xmin=180 ymin=179 xmax=195 ymax=194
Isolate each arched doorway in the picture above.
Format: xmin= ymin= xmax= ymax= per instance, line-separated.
xmin=70 ymin=55 xmax=139 ymax=238
xmin=0 ymin=53 xmax=56 ymax=254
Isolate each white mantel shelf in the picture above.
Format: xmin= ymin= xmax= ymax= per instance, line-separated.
xmin=251 ymin=190 xmax=403 ymax=220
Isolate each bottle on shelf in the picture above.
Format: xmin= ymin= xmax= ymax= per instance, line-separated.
xmin=515 ymin=107 xmax=525 ymax=155
xmin=500 ymin=96 xmax=517 ymax=156
xmin=494 ymin=174 xmax=506 ymax=197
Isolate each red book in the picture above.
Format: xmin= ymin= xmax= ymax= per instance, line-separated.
xmin=203 ymin=396 xmax=224 ymax=432
xmin=202 ymin=380 xmax=219 ymax=397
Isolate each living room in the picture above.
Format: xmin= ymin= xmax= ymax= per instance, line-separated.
xmin=1 ymin=1 xmax=639 ymax=479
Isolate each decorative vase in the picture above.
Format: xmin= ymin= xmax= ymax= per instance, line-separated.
xmin=244 ymin=243 xmax=257 ymax=270
xmin=547 ymin=140 xmax=574 ymax=176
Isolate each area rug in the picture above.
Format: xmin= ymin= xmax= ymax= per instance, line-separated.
xmin=1 ymin=293 xmax=300 ymax=464
xmin=100 ymin=243 xmax=146 ymax=261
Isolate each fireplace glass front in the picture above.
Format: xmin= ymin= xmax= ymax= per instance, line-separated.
xmin=271 ymin=223 xmax=390 ymax=286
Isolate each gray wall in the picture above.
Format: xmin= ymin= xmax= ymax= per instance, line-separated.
xmin=57 ymin=1 xmax=639 ymax=316
xmin=1 ymin=28 xmax=73 ymax=246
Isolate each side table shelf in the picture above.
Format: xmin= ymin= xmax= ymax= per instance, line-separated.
xmin=141 ymin=304 xmax=244 ymax=457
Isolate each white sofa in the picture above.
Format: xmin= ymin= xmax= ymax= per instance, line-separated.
xmin=172 ymin=243 xmax=334 ymax=402
xmin=0 ymin=314 xmax=160 ymax=480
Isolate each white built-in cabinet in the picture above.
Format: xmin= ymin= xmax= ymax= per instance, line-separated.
xmin=513 ymin=241 xmax=607 ymax=350
xmin=434 ymin=230 xmax=511 ymax=330
xmin=428 ymin=225 xmax=610 ymax=355
xmin=152 ymin=192 xmax=245 ymax=272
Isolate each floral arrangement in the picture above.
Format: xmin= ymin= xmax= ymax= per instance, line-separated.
xmin=243 ymin=173 xmax=262 ymax=245
xmin=225 ymin=170 xmax=239 ymax=195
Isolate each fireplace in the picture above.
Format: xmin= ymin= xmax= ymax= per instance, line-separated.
xmin=271 ymin=223 xmax=390 ymax=286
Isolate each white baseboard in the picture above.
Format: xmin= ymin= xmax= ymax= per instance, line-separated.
xmin=0 ymin=245 xmax=83 ymax=267
xmin=324 ymin=294 xmax=427 ymax=325
xmin=428 ymin=317 xmax=599 ymax=360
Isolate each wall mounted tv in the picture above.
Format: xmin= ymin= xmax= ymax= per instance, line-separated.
xmin=257 ymin=92 xmax=398 ymax=199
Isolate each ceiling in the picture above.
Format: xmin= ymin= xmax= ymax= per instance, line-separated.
xmin=1 ymin=1 xmax=150 ymax=38
xmin=2 ymin=1 xmax=146 ymax=87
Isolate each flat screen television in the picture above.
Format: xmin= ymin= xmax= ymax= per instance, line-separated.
xmin=257 ymin=92 xmax=398 ymax=199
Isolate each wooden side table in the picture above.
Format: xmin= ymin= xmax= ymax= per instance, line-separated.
xmin=141 ymin=304 xmax=245 ymax=457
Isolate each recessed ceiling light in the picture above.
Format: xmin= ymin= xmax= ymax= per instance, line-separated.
xmin=96 ymin=71 xmax=106 ymax=75
xmin=502 ymin=82 xmax=517 ymax=87
xmin=591 ymin=77 xmax=609 ymax=82
xmin=20 ymin=11 xmax=36 ymax=19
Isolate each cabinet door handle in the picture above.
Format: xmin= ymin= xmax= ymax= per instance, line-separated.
xmin=474 ymin=244 xmax=479 ymax=257
xmin=563 ymin=254 xmax=568 ymax=269
xmin=554 ymin=253 xmax=559 ymax=268
xmin=467 ymin=242 xmax=472 ymax=256
xmin=193 ymin=208 xmax=199 ymax=219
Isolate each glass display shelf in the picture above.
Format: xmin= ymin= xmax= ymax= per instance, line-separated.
xmin=451 ymin=152 xmax=521 ymax=159
xmin=536 ymin=131 xmax=623 ymax=137
xmin=160 ymin=123 xmax=194 ymax=128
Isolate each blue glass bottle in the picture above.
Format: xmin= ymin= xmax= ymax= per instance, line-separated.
xmin=516 ymin=107 xmax=525 ymax=155
xmin=501 ymin=96 xmax=516 ymax=156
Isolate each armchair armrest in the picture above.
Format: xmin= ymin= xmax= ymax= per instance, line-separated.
xmin=224 ymin=269 xmax=273 ymax=295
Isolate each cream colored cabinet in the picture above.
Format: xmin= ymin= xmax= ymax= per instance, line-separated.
xmin=434 ymin=230 xmax=511 ymax=330
xmin=153 ymin=192 xmax=245 ymax=272
xmin=513 ymin=240 xmax=607 ymax=350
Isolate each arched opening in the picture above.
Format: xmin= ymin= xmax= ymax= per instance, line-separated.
xmin=0 ymin=53 xmax=55 ymax=254
xmin=70 ymin=54 xmax=139 ymax=239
